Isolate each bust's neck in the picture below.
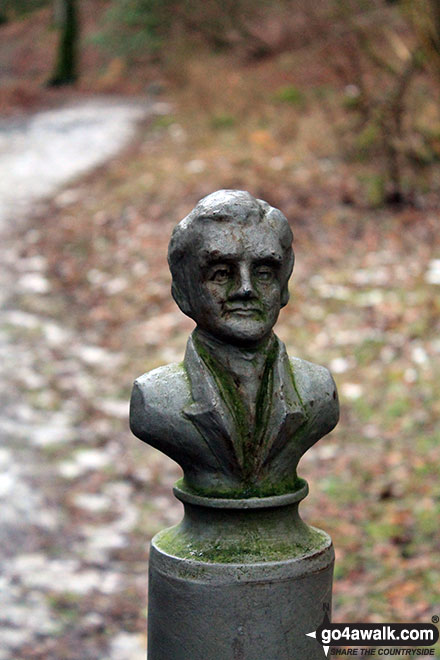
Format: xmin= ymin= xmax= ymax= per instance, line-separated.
xmin=193 ymin=328 xmax=277 ymax=424
xmin=194 ymin=327 xmax=274 ymax=363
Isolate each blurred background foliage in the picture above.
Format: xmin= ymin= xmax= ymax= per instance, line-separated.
xmin=0 ymin=0 xmax=51 ymax=21
xmin=3 ymin=0 xmax=440 ymax=204
xmin=96 ymin=0 xmax=440 ymax=205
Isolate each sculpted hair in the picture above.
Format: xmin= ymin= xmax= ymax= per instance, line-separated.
xmin=168 ymin=190 xmax=294 ymax=318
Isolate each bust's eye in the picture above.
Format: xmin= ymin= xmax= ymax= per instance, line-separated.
xmin=210 ymin=267 xmax=231 ymax=283
xmin=255 ymin=266 xmax=274 ymax=282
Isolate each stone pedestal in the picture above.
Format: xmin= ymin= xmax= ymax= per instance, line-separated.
xmin=147 ymin=480 xmax=333 ymax=660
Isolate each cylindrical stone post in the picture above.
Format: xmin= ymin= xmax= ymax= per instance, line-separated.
xmin=129 ymin=190 xmax=340 ymax=660
xmin=147 ymin=481 xmax=332 ymax=660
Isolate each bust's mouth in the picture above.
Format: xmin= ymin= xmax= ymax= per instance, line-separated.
xmin=225 ymin=307 xmax=261 ymax=317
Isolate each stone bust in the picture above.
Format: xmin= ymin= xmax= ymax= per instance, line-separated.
xmin=130 ymin=190 xmax=339 ymax=498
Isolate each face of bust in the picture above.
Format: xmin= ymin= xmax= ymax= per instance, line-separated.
xmin=187 ymin=220 xmax=285 ymax=347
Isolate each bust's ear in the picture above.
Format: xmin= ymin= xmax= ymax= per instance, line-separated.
xmin=280 ymin=250 xmax=294 ymax=308
xmin=280 ymin=285 xmax=290 ymax=308
xmin=171 ymin=282 xmax=193 ymax=318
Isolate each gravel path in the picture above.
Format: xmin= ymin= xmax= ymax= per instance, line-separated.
xmin=0 ymin=97 xmax=159 ymax=226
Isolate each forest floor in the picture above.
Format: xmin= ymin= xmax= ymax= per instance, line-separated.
xmin=1 ymin=5 xmax=439 ymax=659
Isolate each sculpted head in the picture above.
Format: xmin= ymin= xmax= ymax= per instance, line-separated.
xmin=168 ymin=190 xmax=294 ymax=347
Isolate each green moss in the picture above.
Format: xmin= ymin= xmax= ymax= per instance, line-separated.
xmin=177 ymin=475 xmax=304 ymax=499
xmin=193 ymin=334 xmax=280 ymax=480
xmin=253 ymin=338 xmax=277 ymax=452
xmin=288 ymin=358 xmax=305 ymax=408
xmin=156 ymin=523 xmax=327 ymax=563
xmin=186 ymin=336 xmax=308 ymax=497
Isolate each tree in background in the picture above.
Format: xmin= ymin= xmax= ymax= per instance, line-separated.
xmin=91 ymin=0 xmax=440 ymax=206
xmin=48 ymin=0 xmax=78 ymax=86
xmin=301 ymin=0 xmax=440 ymax=205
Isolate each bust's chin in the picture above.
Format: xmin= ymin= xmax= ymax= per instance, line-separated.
xmin=195 ymin=321 xmax=275 ymax=350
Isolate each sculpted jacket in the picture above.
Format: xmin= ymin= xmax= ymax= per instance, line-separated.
xmin=130 ymin=333 xmax=339 ymax=498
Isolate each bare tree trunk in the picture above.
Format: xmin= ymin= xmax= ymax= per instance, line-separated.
xmin=48 ymin=0 xmax=78 ymax=86
xmin=0 ymin=0 xmax=8 ymax=25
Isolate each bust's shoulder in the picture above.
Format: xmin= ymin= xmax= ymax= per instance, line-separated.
xmin=289 ymin=356 xmax=336 ymax=398
xmin=132 ymin=362 xmax=191 ymax=409
xmin=288 ymin=355 xmax=339 ymax=429
xmin=130 ymin=362 xmax=193 ymax=447
xmin=134 ymin=361 xmax=188 ymax=391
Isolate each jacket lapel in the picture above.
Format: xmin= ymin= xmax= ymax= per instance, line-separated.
xmin=183 ymin=334 xmax=307 ymax=478
xmin=257 ymin=340 xmax=307 ymax=470
xmin=182 ymin=335 xmax=243 ymax=474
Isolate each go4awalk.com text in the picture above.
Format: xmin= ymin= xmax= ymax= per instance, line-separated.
xmin=307 ymin=613 xmax=439 ymax=657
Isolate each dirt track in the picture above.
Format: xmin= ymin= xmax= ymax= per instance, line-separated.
xmin=0 ymin=97 xmax=162 ymax=660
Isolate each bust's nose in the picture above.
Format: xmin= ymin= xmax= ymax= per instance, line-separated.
xmin=229 ymin=264 xmax=256 ymax=300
